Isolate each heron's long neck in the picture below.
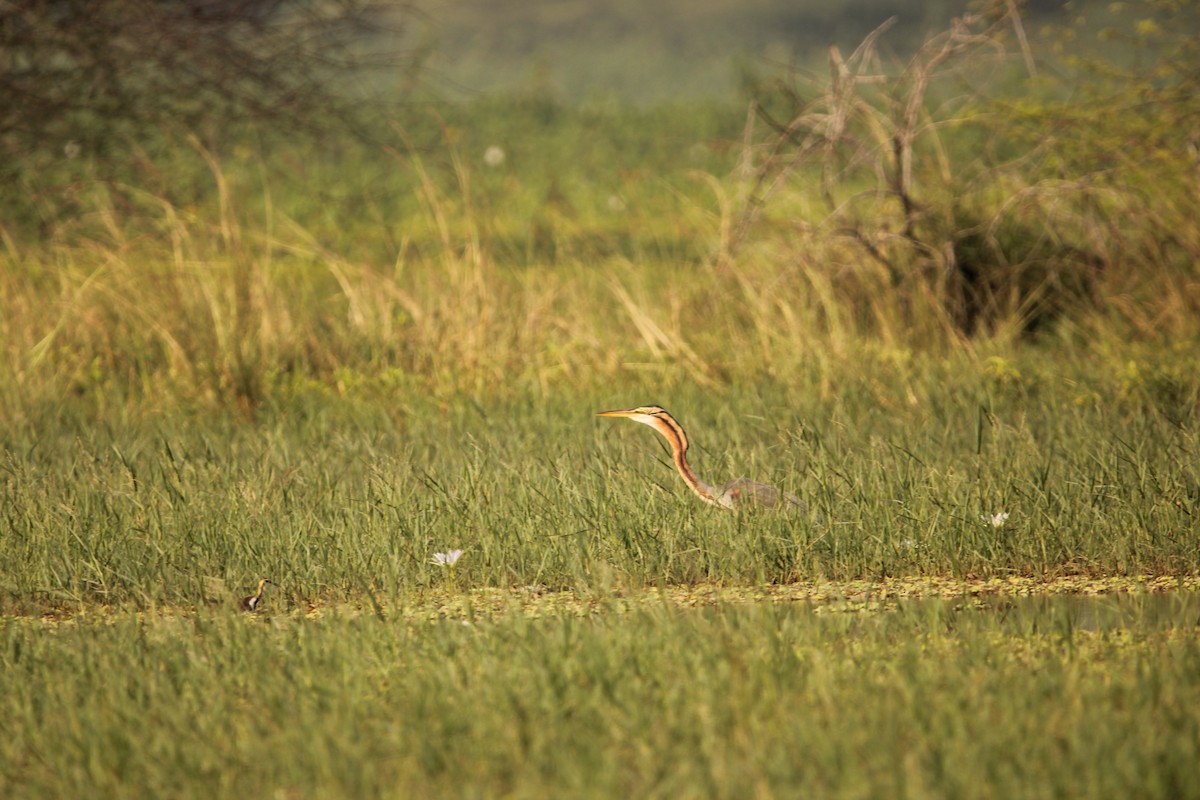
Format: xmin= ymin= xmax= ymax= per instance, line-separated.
xmin=651 ymin=415 xmax=720 ymax=506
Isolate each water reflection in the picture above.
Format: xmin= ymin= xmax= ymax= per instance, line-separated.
xmin=955 ymin=590 xmax=1200 ymax=633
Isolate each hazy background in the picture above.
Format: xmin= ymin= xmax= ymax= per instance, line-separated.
xmin=417 ymin=0 xmax=1071 ymax=102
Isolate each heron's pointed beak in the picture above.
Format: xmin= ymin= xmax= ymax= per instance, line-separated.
xmin=596 ymin=409 xmax=637 ymax=418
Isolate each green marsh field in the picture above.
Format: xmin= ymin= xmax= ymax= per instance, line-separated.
xmin=3 ymin=1 xmax=1200 ymax=797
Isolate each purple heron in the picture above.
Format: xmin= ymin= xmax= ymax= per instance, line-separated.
xmin=241 ymin=578 xmax=272 ymax=612
xmin=597 ymin=405 xmax=802 ymax=511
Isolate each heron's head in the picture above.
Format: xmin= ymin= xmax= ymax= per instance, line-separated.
xmin=596 ymin=405 xmax=689 ymax=448
xmin=596 ymin=405 xmax=669 ymax=428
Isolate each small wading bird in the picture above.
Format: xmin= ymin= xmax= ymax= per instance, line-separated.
xmin=241 ymin=578 xmax=272 ymax=612
xmin=597 ymin=405 xmax=802 ymax=511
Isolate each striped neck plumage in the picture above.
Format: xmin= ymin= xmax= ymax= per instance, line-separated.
xmin=641 ymin=412 xmax=722 ymax=507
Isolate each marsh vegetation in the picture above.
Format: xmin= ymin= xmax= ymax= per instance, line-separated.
xmin=1 ymin=1 xmax=1198 ymax=796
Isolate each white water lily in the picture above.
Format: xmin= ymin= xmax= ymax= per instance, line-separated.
xmin=982 ymin=512 xmax=1010 ymax=528
xmin=432 ymin=549 xmax=463 ymax=566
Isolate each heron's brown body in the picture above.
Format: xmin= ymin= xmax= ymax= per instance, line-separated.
xmin=596 ymin=405 xmax=802 ymax=511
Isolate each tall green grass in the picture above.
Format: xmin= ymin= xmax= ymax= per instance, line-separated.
xmin=3 ymin=593 xmax=1199 ymax=799
xmin=1 ymin=360 xmax=1196 ymax=615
